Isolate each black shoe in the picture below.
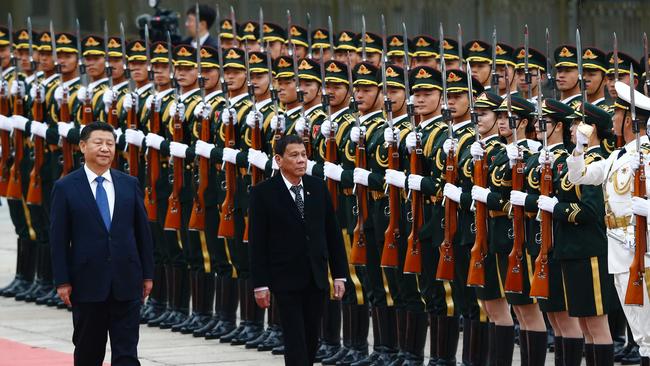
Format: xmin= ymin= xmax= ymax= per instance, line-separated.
xmin=35 ymin=288 xmax=57 ymax=305
xmin=271 ymin=344 xmax=285 ymax=355
xmin=322 ymin=346 xmax=349 ymax=365
xmin=180 ymin=314 xmax=211 ymax=334
xmin=316 ymin=342 xmax=342 ymax=362
xmin=14 ymin=282 xmax=39 ymax=301
xmin=28 ymin=283 xmax=53 ymax=303
xmin=159 ymin=311 xmax=188 ymax=329
xmin=147 ymin=309 xmax=172 ymax=327
xmin=231 ymin=323 xmax=263 ymax=345
xmin=258 ymin=328 xmax=283 ymax=351
xmin=204 ymin=319 xmax=236 ymax=340
xmin=193 ymin=316 xmax=220 ymax=338
xmin=616 ymin=343 xmax=635 ymax=362
xmin=246 ymin=326 xmax=272 ymax=349
xmin=335 ymin=347 xmax=369 ymax=366
xmin=55 ymin=297 xmax=67 ymax=309
xmin=621 ymin=345 xmax=641 ymax=365
xmin=351 ymin=350 xmax=383 ymax=366
xmin=1 ymin=278 xmax=30 ymax=298
xmin=45 ymin=291 xmax=60 ymax=306
xmin=141 ymin=304 xmax=167 ymax=324
xmin=220 ymin=323 xmax=245 ymax=343
xmin=171 ymin=312 xmax=198 ymax=332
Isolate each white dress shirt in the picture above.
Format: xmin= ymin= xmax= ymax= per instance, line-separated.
xmin=84 ymin=164 xmax=115 ymax=219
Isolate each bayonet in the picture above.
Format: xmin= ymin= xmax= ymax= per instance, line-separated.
xmin=120 ymin=22 xmax=134 ymax=92
xmin=361 ymin=15 xmax=367 ymax=62
xmin=490 ymin=26 xmax=498 ymax=91
xmin=27 ymin=17 xmax=36 ymax=77
xmin=195 ymin=3 xmax=205 ymax=101
xmin=104 ymin=21 xmax=113 ymax=88
xmin=458 ymin=23 xmax=464 ymax=72
xmin=50 ymin=21 xmax=60 ymax=78
xmin=166 ymin=31 xmax=178 ymax=102
xmin=380 ymin=14 xmax=392 ymax=129
xmin=524 ymin=24 xmax=531 ymax=86
xmin=545 ymin=28 xmax=556 ymax=99
xmin=286 ymin=10 xmax=293 ymax=57
xmin=631 ymin=64 xmax=640 ymax=152
xmin=306 ymin=12 xmax=312 ymax=59
xmin=8 ymin=14 xmax=16 ymax=80
xmin=576 ymin=28 xmax=586 ymax=126
xmin=230 ymin=6 xmax=237 ymax=48
xmin=328 ymin=16 xmax=335 ymax=55
xmin=613 ymin=32 xmax=619 ymax=84
xmin=215 ymin=4 xmax=230 ymax=108
xmin=259 ymin=7 xmax=265 ymax=53
xmin=440 ymin=23 xmax=452 ymax=138
xmin=76 ymin=19 xmax=88 ymax=87
xmin=144 ymin=25 xmax=156 ymax=98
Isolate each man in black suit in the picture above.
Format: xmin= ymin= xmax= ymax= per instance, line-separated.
xmin=249 ymin=135 xmax=349 ymax=365
xmin=183 ymin=4 xmax=220 ymax=49
xmin=50 ymin=122 xmax=154 ymax=366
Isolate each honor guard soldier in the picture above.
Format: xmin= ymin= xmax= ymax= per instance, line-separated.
xmin=438 ymin=38 xmax=461 ymax=71
xmin=333 ymin=30 xmax=358 ymax=65
xmin=513 ymin=46 xmax=547 ymax=101
xmin=262 ymin=22 xmax=287 ymax=59
xmin=554 ymin=45 xmax=583 ymax=109
xmin=605 ymin=51 xmax=641 ymax=103
xmin=464 ymin=40 xmax=493 ymax=91
xmin=580 ymin=47 xmax=610 ymax=112
xmin=355 ymin=32 xmax=382 ymax=68
xmin=411 ymin=35 xmax=438 ymax=69
xmin=567 ymin=82 xmax=650 ymax=365
xmin=218 ymin=17 xmax=238 ymax=50
xmin=386 ymin=35 xmax=410 ymax=68
xmin=77 ymin=35 xmax=109 ymax=122
xmin=288 ymin=24 xmax=310 ymax=59
xmin=494 ymin=43 xmax=517 ymax=98
xmin=239 ymin=21 xmax=261 ymax=52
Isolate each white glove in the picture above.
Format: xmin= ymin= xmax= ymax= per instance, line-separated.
xmin=383 ymin=127 xmax=400 ymax=144
xmin=10 ymin=80 xmax=25 ymax=96
xmin=145 ymin=133 xmax=165 ymax=150
xmin=248 ymin=148 xmax=269 ymax=169
xmin=77 ymin=86 xmax=89 ymax=103
xmin=443 ymin=183 xmax=462 ymax=203
xmin=271 ymin=114 xmax=286 ymax=133
xmin=538 ymin=195 xmax=558 ymax=213
xmin=195 ymin=140 xmax=215 ymax=159
xmin=245 ymin=110 xmax=263 ymax=128
xmin=54 ymin=86 xmax=64 ymax=107
xmin=11 ymin=115 xmax=29 ymax=131
xmin=510 ymin=190 xmax=527 ymax=207
xmin=323 ymin=161 xmax=344 ymax=181
xmin=385 ymin=169 xmax=406 ymax=189
xmin=145 ymin=94 xmax=162 ymax=112
xmin=102 ymin=88 xmax=116 ymax=111
xmin=57 ymin=122 xmax=75 ymax=138
xmin=408 ymin=174 xmax=423 ymax=191
xmin=350 ymin=126 xmax=366 ymax=144
xmin=125 ymin=129 xmax=145 ymax=147
xmin=443 ymin=138 xmax=457 ymax=155
xmin=405 ymin=132 xmax=419 ymax=152
xmin=353 ymin=167 xmax=371 ymax=186
xmin=169 ymin=142 xmax=188 ymax=158
xmin=320 ymin=119 xmax=338 ymax=137
xmin=0 ymin=115 xmax=12 ymax=131
xmin=144 ymin=95 xmax=154 ymax=111
xmin=123 ymin=92 xmax=138 ymax=112
xmin=169 ymin=102 xmax=186 ymax=121
xmin=575 ymin=129 xmax=589 ymax=154
xmin=628 ymin=153 xmax=650 ymax=172
xmin=506 ymin=143 xmax=520 ymax=168
xmin=114 ymin=127 xmax=123 ymax=142
xmin=30 ymin=121 xmax=47 ymax=138
xmin=470 ymin=141 xmax=484 ymax=160
xmin=222 ymin=147 xmax=240 ymax=164
xmin=632 ymin=196 xmax=649 ymax=217
xmin=294 ymin=117 xmax=308 ymax=135
xmin=271 ymin=158 xmax=279 ymax=170
xmin=538 ymin=149 xmax=554 ymax=166
xmin=29 ymin=83 xmax=45 ymax=100
xmin=471 ymin=186 xmax=490 ymax=203
xmin=193 ymin=101 xmax=213 ymax=119
xmin=221 ymin=107 xmax=237 ymax=125
xmin=306 ymin=159 xmax=316 ymax=175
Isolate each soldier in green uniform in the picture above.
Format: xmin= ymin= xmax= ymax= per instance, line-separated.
xmin=539 ymin=102 xmax=615 ymax=365
xmin=513 ymin=46 xmax=547 ymax=101
xmin=218 ymin=17 xmax=237 ymax=50
xmin=580 ymin=48 xmax=610 ymax=111
xmin=333 ymin=31 xmax=359 ymax=65
xmin=76 ymin=35 xmax=109 ymax=122
xmin=494 ymin=43 xmax=517 ymax=98
xmin=386 ymin=35 xmax=410 ymax=68
xmin=554 ymin=45 xmax=583 ymax=109
xmin=605 ymin=51 xmax=640 ymax=102
xmin=411 ymin=35 xmax=438 ymax=70
xmin=465 ymin=40 xmax=492 ymax=91
xmin=261 ymin=22 xmax=286 ymax=59
xmin=287 ymin=24 xmax=309 ymax=59
xmin=354 ymin=32 xmax=382 ymax=68
xmin=292 ymin=57 xmax=328 ymax=163
xmin=510 ymin=99 xmax=583 ymax=365
xmin=439 ymin=38 xmax=461 ymax=71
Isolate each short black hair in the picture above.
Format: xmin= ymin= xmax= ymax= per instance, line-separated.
xmin=80 ymin=121 xmax=116 ymax=141
xmin=274 ymin=134 xmax=304 ymax=156
xmin=186 ymin=4 xmax=217 ymax=29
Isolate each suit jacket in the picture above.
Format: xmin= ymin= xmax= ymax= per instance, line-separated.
xmin=249 ymin=174 xmax=348 ymax=292
xmin=50 ymin=168 xmax=154 ymax=302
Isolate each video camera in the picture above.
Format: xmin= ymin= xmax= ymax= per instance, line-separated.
xmin=136 ymin=0 xmax=182 ymax=43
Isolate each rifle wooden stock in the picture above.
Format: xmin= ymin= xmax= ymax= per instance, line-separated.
xmin=303 ymin=124 xmax=312 ymax=159
xmin=625 ymin=161 xmax=647 ymax=305
xmin=59 ymin=92 xmax=73 ymax=178
xmin=82 ymin=99 xmax=93 ymax=125
xmin=218 ymin=116 xmax=236 ymax=239
xmin=189 ymin=114 xmax=210 ymax=231
xmin=505 ymin=158 xmax=526 ymax=293
xmin=530 ymin=159 xmax=553 ymax=299
xmin=326 ymin=128 xmax=338 ymax=211
xmin=467 ymin=153 xmax=488 ymax=287
xmin=381 ymin=139 xmax=401 ymax=268
xmin=436 ymin=149 xmax=458 ymax=281
xmin=350 ymin=134 xmax=368 ymax=266
xmin=242 ymin=114 xmax=264 ymax=243
xmin=145 ymin=104 xmax=160 ymax=221
xmin=127 ymin=96 xmax=139 ymax=177
xmin=27 ymin=90 xmax=44 ymax=205
xmin=403 ymin=143 xmax=423 ymax=274
xmin=164 ymin=113 xmax=183 ymax=231
xmin=6 ymin=94 xmax=24 ymax=199
xmin=107 ymin=99 xmax=119 ymax=169
xmin=0 ymin=93 xmax=9 ymax=196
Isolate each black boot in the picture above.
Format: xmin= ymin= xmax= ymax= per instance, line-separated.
xmin=194 ymin=274 xmax=221 ymax=337
xmin=159 ymin=266 xmax=190 ymax=329
xmin=172 ymin=270 xmax=199 ymax=332
xmin=388 ymin=308 xmax=408 ymax=366
xmin=402 ymin=310 xmax=428 ymax=366
xmin=426 ymin=314 xmax=438 ymax=366
xmin=351 ymin=306 xmax=383 ymax=366
xmin=33 ymin=244 xmax=54 ymax=305
xmin=585 ymin=343 xmax=595 ymax=366
xmin=1 ymin=239 xmax=31 ymax=297
xmin=317 ymin=299 xmax=343 ymax=361
xmin=435 ymin=316 xmax=459 ymax=366
xmin=220 ymin=278 xmax=247 ymax=343
xmin=641 ymin=356 xmax=650 ymax=366
xmin=205 ymin=276 xmax=238 ymax=340
xmin=141 ymin=264 xmax=167 ymax=323
xmin=562 ymin=337 xmax=584 ymax=366
xmin=519 ymin=330 xmax=529 ymax=366
xmin=553 ymin=337 xmax=564 ymax=366
xmin=593 ymin=344 xmax=613 ymax=366
xmin=323 ymin=303 xmax=351 ymax=364
xmin=377 ymin=306 xmax=399 ymax=364
xmin=461 ymin=317 xmax=472 ymax=366
xmin=180 ymin=272 xmax=214 ymax=334
xmin=527 ymin=330 xmax=548 ymax=366
xmin=258 ymin=295 xmax=283 ymax=351
xmin=14 ymin=240 xmax=38 ymax=301
xmin=494 ymin=325 xmax=515 ymax=366
xmin=231 ymin=279 xmax=264 ymax=345
xmin=620 ymin=333 xmax=641 ymax=366
xmin=246 ymin=310 xmax=270 ymax=349
xmin=334 ymin=304 xmax=369 ymax=366
xmin=469 ymin=320 xmax=490 ymax=366
xmin=487 ymin=323 xmax=497 ymax=366
xmin=148 ymin=264 xmax=174 ymax=327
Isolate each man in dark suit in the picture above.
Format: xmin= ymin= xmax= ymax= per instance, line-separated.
xmin=249 ymin=135 xmax=349 ymax=365
xmin=183 ymin=4 xmax=220 ymax=49
xmin=50 ymin=122 xmax=154 ymax=366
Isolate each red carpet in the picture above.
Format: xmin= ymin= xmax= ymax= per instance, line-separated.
xmin=0 ymin=338 xmax=109 ymax=365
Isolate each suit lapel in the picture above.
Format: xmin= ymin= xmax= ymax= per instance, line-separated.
xmin=110 ymin=170 xmax=122 ymax=233
xmin=73 ymin=169 xmax=108 ymax=232
xmin=274 ymin=175 xmax=303 ymax=221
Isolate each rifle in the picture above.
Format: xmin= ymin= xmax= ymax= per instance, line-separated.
xmin=529 ymin=73 xmax=553 ymax=299
xmin=288 ymin=10 xmax=311 ymax=158
xmin=361 ymin=15 xmax=367 ymax=62
xmin=466 ymin=60 xmax=488 ymax=287
xmin=266 ymin=41 xmax=283 ymax=148
xmin=78 ymin=19 xmax=92 ymax=125
xmin=380 ymin=14 xmax=400 ymax=268
xmin=613 ymin=32 xmax=624 ymax=148
xmin=490 ymin=26 xmax=499 ymax=91
xmin=545 ymin=28 xmax=558 ymax=100
xmin=104 ymin=21 xmax=119 ymax=169
xmin=457 ymin=23 xmax=464 ymax=72
xmin=52 ymin=24 xmax=73 ymax=178
xmin=0 ymin=24 xmax=7 ymax=196
xmin=523 ymin=25 xmax=532 ymax=97
xmin=164 ymin=31 xmax=182 ymax=231
xmin=121 ymin=22 xmax=139 ymax=177
xmin=7 ymin=13 xmax=24 ymax=200
xmin=323 ymin=16 xmax=338 ymax=210
xmin=143 ymin=25 xmax=160 ymax=221
xmin=348 ymin=51 xmax=368 ymax=266
xmin=625 ymin=63 xmax=647 ymax=306
xmin=402 ymin=22 xmax=424 ymax=274
xmin=26 ymin=17 xmax=43 ymax=205
xmin=504 ymin=69 xmax=526 ymax=293
xmin=436 ymin=23 xmax=457 ymax=282
xmin=217 ymin=5 xmax=236 ymax=239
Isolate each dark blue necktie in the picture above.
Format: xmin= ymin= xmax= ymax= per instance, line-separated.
xmin=95 ymin=176 xmax=111 ymax=230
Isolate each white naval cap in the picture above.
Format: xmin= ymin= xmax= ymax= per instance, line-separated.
xmin=614 ymin=81 xmax=650 ymax=117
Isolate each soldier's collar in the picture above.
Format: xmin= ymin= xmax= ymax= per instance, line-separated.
xmin=156 ymin=87 xmax=174 ymax=98
xmin=623 ymin=135 xmax=649 ymax=153
xmin=330 ymin=106 xmax=349 ymax=120
xmin=419 ymin=115 xmax=439 ymax=129
xmin=228 ymin=92 xmax=249 ymax=105
xmin=113 ymin=80 xmax=129 ymax=90
xmin=453 ymin=119 xmax=472 ymax=131
xmin=62 ymin=77 xmax=80 ymax=88
xmin=359 ymin=109 xmax=382 ymax=123
xmin=255 ymin=97 xmax=272 ymax=110
xmin=391 ymin=113 xmax=408 ymax=125
xmin=136 ymin=83 xmax=153 ymax=95
xmin=547 ymin=142 xmax=563 ymax=151
xmin=88 ymin=77 xmax=108 ymax=90
xmin=304 ymin=103 xmax=323 ymax=115
xmin=591 ymin=97 xmax=605 ymax=105
xmin=586 ymin=145 xmax=600 ymax=153
xmin=285 ymin=104 xmax=302 ymax=116
xmin=25 ymin=73 xmax=38 ymax=84
xmin=2 ymin=66 xmax=15 ymax=77
xmin=42 ymin=73 xmax=59 ymax=86
xmin=204 ymin=89 xmax=223 ymax=101
xmin=480 ymin=133 xmax=500 ymax=143
xmin=180 ymin=87 xmax=200 ymax=102
xmin=561 ymin=93 xmax=581 ymax=104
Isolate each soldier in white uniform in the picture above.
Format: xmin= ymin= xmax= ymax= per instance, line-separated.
xmin=566 ymin=81 xmax=650 ymax=365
